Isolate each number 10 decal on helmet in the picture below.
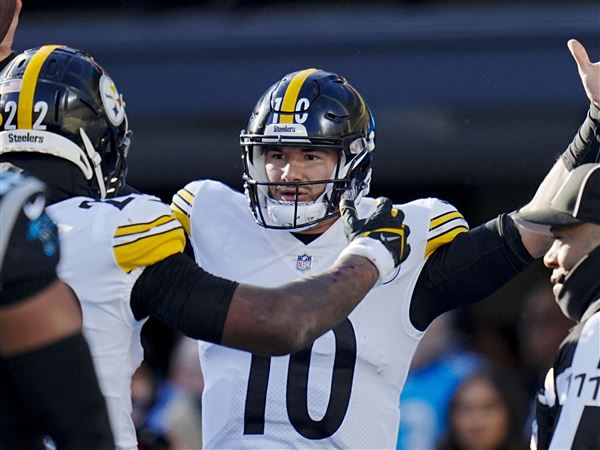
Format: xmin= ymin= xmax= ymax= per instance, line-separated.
xmin=240 ymin=69 xmax=375 ymax=230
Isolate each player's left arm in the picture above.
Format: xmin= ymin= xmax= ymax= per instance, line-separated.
xmin=517 ymin=39 xmax=600 ymax=257
xmin=410 ymin=203 xmax=533 ymax=331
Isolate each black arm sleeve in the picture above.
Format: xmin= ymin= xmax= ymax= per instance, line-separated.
xmin=410 ymin=213 xmax=534 ymax=331
xmin=561 ymin=103 xmax=600 ymax=170
xmin=1 ymin=334 xmax=114 ymax=450
xmin=130 ymin=253 xmax=238 ymax=344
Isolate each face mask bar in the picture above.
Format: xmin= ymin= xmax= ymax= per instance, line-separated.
xmin=244 ymin=177 xmax=348 ymax=230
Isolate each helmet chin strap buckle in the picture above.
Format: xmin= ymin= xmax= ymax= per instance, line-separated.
xmin=79 ymin=128 xmax=107 ymax=199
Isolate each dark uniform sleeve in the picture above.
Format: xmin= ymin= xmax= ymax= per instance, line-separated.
xmin=410 ymin=213 xmax=534 ymax=331
xmin=561 ymin=103 xmax=600 ymax=170
xmin=130 ymin=252 xmax=238 ymax=344
xmin=0 ymin=184 xmax=59 ymax=306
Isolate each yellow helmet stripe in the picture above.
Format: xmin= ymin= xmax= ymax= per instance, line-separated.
xmin=279 ymin=68 xmax=318 ymax=124
xmin=17 ymin=45 xmax=64 ymax=129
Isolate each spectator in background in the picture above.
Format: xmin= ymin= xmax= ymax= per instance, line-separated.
xmin=396 ymin=312 xmax=482 ymax=450
xmin=437 ymin=367 xmax=529 ymax=450
xmin=145 ymin=336 xmax=204 ymax=450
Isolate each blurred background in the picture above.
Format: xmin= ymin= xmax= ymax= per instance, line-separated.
xmin=15 ymin=1 xmax=599 ymax=448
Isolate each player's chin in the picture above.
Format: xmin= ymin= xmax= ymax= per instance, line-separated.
xmin=552 ymin=283 xmax=563 ymax=298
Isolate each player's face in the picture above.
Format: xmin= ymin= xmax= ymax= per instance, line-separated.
xmin=264 ymin=147 xmax=339 ymax=202
xmin=544 ymin=222 xmax=600 ymax=298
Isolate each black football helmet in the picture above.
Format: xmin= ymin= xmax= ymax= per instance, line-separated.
xmin=0 ymin=45 xmax=131 ymax=198
xmin=240 ymin=69 xmax=375 ymax=230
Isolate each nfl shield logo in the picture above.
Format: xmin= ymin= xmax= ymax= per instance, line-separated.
xmin=296 ymin=254 xmax=312 ymax=271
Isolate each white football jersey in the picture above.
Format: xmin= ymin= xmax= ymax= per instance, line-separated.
xmin=47 ymin=194 xmax=185 ymax=450
xmin=172 ymin=180 xmax=468 ymax=450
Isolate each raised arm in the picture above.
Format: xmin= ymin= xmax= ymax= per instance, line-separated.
xmin=517 ymin=39 xmax=600 ymax=257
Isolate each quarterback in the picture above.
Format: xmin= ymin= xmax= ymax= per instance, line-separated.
xmin=173 ymin=43 xmax=600 ymax=448
xmin=0 ymin=44 xmax=409 ymax=450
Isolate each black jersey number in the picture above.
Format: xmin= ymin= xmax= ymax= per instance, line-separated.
xmin=243 ymin=318 xmax=357 ymax=440
xmin=79 ymin=197 xmax=134 ymax=210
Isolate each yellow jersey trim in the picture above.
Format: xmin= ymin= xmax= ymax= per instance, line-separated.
xmin=429 ymin=211 xmax=464 ymax=231
xmin=171 ymin=203 xmax=190 ymax=236
xmin=114 ymin=227 xmax=185 ymax=273
xmin=114 ymin=215 xmax=175 ymax=237
xmin=425 ymin=225 xmax=469 ymax=258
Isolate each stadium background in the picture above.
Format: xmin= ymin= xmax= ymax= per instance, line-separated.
xmin=16 ymin=0 xmax=600 ymax=439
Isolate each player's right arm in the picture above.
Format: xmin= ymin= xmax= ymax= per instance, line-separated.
xmin=131 ymin=193 xmax=405 ymax=356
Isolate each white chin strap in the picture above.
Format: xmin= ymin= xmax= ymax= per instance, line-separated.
xmin=265 ymin=196 xmax=328 ymax=230
xmin=0 ymin=129 xmax=106 ymax=199
xmin=79 ymin=128 xmax=107 ymax=198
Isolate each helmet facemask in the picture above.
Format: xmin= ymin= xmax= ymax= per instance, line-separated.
xmin=242 ymin=130 xmax=374 ymax=230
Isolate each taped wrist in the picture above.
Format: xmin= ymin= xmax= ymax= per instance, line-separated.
xmin=5 ymin=334 xmax=114 ymax=450
xmin=561 ymin=102 xmax=600 ymax=170
xmin=339 ymin=237 xmax=395 ymax=285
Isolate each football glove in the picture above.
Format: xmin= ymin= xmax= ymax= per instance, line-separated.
xmin=338 ymin=197 xmax=411 ymax=283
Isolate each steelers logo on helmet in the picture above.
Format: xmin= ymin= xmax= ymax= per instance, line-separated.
xmin=99 ymin=75 xmax=126 ymax=126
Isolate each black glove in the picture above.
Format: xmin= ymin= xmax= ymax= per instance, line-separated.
xmin=340 ymin=197 xmax=411 ymax=267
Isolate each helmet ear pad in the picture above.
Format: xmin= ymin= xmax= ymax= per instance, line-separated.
xmin=0 ymin=46 xmax=131 ymax=199
xmin=241 ymin=69 xmax=375 ymax=230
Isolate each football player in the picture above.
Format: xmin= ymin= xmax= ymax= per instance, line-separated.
xmin=172 ymin=42 xmax=600 ymax=448
xmin=0 ymin=45 xmax=409 ymax=450
xmin=0 ymin=169 xmax=113 ymax=450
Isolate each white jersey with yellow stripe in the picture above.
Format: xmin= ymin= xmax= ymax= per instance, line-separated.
xmin=172 ymin=180 xmax=468 ymax=450
xmin=46 ymin=193 xmax=185 ymax=450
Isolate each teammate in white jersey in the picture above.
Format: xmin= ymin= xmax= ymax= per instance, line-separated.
xmin=0 ymin=45 xmax=410 ymax=450
xmin=172 ymin=41 xmax=600 ymax=449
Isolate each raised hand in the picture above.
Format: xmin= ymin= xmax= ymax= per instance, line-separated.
xmin=568 ymin=39 xmax=600 ymax=107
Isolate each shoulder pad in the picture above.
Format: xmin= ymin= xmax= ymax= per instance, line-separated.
xmin=425 ymin=198 xmax=469 ymax=258
xmin=112 ymin=195 xmax=185 ymax=273
xmin=171 ymin=181 xmax=203 ymax=236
